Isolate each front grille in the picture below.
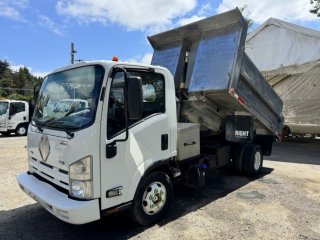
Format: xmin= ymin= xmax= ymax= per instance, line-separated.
xmin=59 ymin=169 xmax=68 ymax=175
xmin=40 ymin=161 xmax=53 ymax=169
xmin=41 ymin=171 xmax=54 ymax=179
xmin=60 ymin=180 xmax=68 ymax=186
xmin=29 ymin=158 xmax=69 ymax=190
xmin=31 ymin=172 xmax=69 ymax=195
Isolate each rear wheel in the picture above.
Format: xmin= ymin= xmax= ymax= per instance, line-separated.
xmin=128 ymin=171 xmax=173 ymax=226
xmin=232 ymin=144 xmax=248 ymax=174
xmin=243 ymin=144 xmax=263 ymax=177
xmin=15 ymin=125 xmax=27 ymax=136
xmin=282 ymin=125 xmax=290 ymax=137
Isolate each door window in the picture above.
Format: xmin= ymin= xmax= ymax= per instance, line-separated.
xmin=9 ymin=102 xmax=25 ymax=115
xmin=107 ymin=71 xmax=165 ymax=139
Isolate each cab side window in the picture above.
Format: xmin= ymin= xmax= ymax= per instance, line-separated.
xmin=107 ymin=71 xmax=165 ymax=139
xmin=107 ymin=72 xmax=126 ymax=139
xmin=9 ymin=102 xmax=25 ymax=115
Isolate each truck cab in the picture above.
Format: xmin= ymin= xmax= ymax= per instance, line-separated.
xmin=0 ymin=100 xmax=30 ymax=136
xmin=17 ymin=61 xmax=177 ymax=225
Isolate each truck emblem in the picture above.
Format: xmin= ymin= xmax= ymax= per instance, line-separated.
xmin=38 ymin=135 xmax=50 ymax=162
xmin=235 ymin=131 xmax=249 ymax=138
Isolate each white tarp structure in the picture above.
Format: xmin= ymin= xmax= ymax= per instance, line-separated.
xmin=245 ymin=18 xmax=320 ymax=135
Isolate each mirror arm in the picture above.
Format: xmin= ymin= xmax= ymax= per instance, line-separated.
xmin=109 ymin=67 xmax=129 ymax=146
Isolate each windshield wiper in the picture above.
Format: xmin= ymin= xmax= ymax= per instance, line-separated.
xmin=45 ymin=121 xmax=74 ymax=139
xmin=31 ymin=118 xmax=44 ymax=132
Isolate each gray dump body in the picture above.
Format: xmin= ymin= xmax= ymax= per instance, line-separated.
xmin=148 ymin=9 xmax=284 ymax=138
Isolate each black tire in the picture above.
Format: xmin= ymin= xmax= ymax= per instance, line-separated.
xmin=243 ymin=144 xmax=263 ymax=177
xmin=15 ymin=125 xmax=27 ymax=136
xmin=128 ymin=171 xmax=173 ymax=226
xmin=282 ymin=125 xmax=290 ymax=137
xmin=1 ymin=132 xmax=11 ymax=136
xmin=232 ymin=144 xmax=248 ymax=173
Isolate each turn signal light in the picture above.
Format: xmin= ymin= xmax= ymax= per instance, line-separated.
xmin=106 ymin=187 xmax=123 ymax=198
xmin=106 ymin=208 xmax=119 ymax=215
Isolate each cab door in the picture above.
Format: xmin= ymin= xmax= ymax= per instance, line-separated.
xmin=8 ymin=102 xmax=28 ymax=129
xmin=100 ymin=68 xmax=173 ymax=210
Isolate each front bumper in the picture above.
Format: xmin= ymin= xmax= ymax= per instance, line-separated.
xmin=17 ymin=172 xmax=100 ymax=225
xmin=0 ymin=127 xmax=8 ymax=132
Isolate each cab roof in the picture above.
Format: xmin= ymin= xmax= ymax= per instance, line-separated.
xmin=48 ymin=60 xmax=166 ymax=78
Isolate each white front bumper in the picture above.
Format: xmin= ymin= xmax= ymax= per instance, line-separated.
xmin=0 ymin=127 xmax=8 ymax=132
xmin=17 ymin=172 xmax=100 ymax=225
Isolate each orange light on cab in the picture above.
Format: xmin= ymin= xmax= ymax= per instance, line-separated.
xmin=231 ymin=89 xmax=235 ymax=94
xmin=112 ymin=56 xmax=119 ymax=61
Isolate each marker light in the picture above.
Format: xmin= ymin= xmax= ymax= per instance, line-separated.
xmin=112 ymin=56 xmax=119 ymax=61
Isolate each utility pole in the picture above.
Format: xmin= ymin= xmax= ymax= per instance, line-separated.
xmin=70 ymin=43 xmax=77 ymax=64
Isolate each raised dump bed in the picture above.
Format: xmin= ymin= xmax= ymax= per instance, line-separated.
xmin=148 ymin=8 xmax=284 ymax=139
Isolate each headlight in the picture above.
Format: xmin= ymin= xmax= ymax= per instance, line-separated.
xmin=69 ymin=156 xmax=93 ymax=199
xmin=71 ymin=181 xmax=92 ymax=199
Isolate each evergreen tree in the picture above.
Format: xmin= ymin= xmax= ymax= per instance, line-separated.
xmin=23 ymin=66 xmax=33 ymax=83
xmin=310 ymin=0 xmax=320 ymax=17
xmin=0 ymin=59 xmax=44 ymax=98
xmin=0 ymin=60 xmax=10 ymax=78
xmin=0 ymin=69 xmax=14 ymax=97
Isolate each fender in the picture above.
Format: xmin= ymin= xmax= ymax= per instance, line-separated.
xmin=15 ymin=122 xmax=29 ymax=131
xmin=123 ymin=158 xmax=170 ymax=203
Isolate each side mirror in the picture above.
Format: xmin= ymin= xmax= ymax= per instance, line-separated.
xmin=106 ymin=144 xmax=117 ymax=159
xmin=127 ymin=77 xmax=143 ymax=120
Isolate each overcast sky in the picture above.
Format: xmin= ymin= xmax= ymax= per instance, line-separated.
xmin=1 ymin=0 xmax=319 ymax=77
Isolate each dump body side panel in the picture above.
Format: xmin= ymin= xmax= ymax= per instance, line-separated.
xmin=149 ymin=9 xmax=284 ymax=138
xmin=238 ymin=53 xmax=284 ymax=134
xmin=189 ymin=24 xmax=241 ymax=93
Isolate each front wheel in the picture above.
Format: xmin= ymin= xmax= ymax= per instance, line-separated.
xmin=128 ymin=171 xmax=173 ymax=226
xmin=15 ymin=125 xmax=27 ymax=136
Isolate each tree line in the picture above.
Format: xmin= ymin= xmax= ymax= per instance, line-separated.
xmin=310 ymin=0 xmax=320 ymax=17
xmin=0 ymin=60 xmax=44 ymax=100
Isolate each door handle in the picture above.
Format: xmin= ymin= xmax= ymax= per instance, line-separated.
xmin=161 ymin=134 xmax=168 ymax=150
xmin=184 ymin=141 xmax=196 ymax=146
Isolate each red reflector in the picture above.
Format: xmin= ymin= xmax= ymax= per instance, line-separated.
xmin=238 ymin=97 xmax=245 ymax=104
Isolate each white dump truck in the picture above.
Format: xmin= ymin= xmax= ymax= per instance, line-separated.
xmin=17 ymin=9 xmax=284 ymax=226
xmin=0 ymin=99 xmax=31 ymax=136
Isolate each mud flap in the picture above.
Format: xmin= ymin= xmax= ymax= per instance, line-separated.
xmin=225 ymin=115 xmax=254 ymax=143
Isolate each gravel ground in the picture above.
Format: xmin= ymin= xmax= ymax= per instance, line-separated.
xmin=1 ymin=134 xmax=320 ymax=240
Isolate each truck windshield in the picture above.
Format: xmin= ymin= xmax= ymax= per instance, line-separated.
xmin=0 ymin=102 xmax=8 ymax=115
xmin=33 ymin=65 xmax=104 ymax=130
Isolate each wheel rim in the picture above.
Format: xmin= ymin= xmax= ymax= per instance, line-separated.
xmin=142 ymin=181 xmax=166 ymax=215
xmin=18 ymin=127 xmax=26 ymax=135
xmin=254 ymin=151 xmax=261 ymax=170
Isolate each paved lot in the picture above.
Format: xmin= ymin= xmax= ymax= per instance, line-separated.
xmin=1 ymin=134 xmax=320 ymax=240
